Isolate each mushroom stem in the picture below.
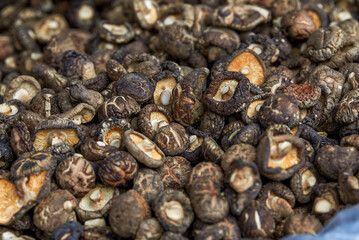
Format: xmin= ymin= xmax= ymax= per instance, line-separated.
xmin=0 ymin=103 xmax=11 ymax=114
xmin=164 ymin=200 xmax=184 ymax=222
xmin=72 ymin=115 xmax=83 ymax=125
xmin=240 ymin=66 xmax=250 ymax=75
xmin=189 ymin=135 xmax=198 ymax=145
xmin=90 ymin=189 xmax=106 ymax=204
xmin=314 ymin=199 xmax=333 ymax=213
xmin=220 ymin=84 xmax=230 ymax=95
xmin=140 ymin=138 xmax=155 ymax=152
xmin=51 ymin=137 xmax=64 ymax=145
xmin=303 ymin=176 xmax=316 ymax=189
xmin=160 ymin=90 xmax=171 ymax=106
xmin=82 ymin=62 xmax=97 ymax=80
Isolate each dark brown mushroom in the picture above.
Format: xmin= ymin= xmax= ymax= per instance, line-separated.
xmin=133 ymin=168 xmax=164 ymax=206
xmin=154 ymin=123 xmax=189 ymax=156
xmin=96 ymin=118 xmax=133 ymax=149
xmin=156 ymin=156 xmax=191 ymax=189
xmin=97 ymin=21 xmax=134 ymax=44
xmin=57 ymin=103 xmax=96 ymax=125
xmin=4 ymin=75 xmax=41 ymax=106
xmin=284 ymin=213 xmax=323 ymax=235
xmin=97 ymin=96 xmax=140 ymax=122
xmin=281 ymin=10 xmax=316 ymax=40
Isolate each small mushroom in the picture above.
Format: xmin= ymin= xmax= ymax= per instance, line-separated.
xmin=124 ymin=130 xmax=165 ymax=168
xmin=257 ymin=134 xmax=305 ymax=181
xmin=98 ymin=151 xmax=138 ymax=187
xmin=33 ymin=118 xmax=83 ymax=151
xmin=33 ymin=190 xmax=78 ymax=234
xmin=57 ymin=103 xmax=96 ymax=125
xmin=154 ymin=189 xmax=194 ymax=234
xmin=156 ymin=156 xmax=191 ymax=189
xmin=4 ymin=75 xmax=41 ymax=106
xmin=56 ymin=154 xmax=96 ymax=197
xmin=109 ymin=190 xmax=151 ymax=238
xmin=133 ymin=168 xmax=164 ymax=206
xmin=96 ymin=118 xmax=133 ymax=149
xmin=154 ymin=123 xmax=189 ymax=156
xmin=97 ymin=96 xmax=140 ymax=122
xmin=76 ymin=186 xmax=119 ymax=222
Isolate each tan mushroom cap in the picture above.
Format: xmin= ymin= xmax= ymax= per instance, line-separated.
xmin=246 ymin=99 xmax=266 ymax=118
xmin=268 ymin=139 xmax=301 ymax=169
xmin=58 ymin=103 xmax=96 ymax=125
xmin=227 ymin=50 xmax=265 ymax=86
xmin=153 ymin=77 xmax=177 ymax=107
xmin=130 ymin=133 xmax=163 ymax=160
xmin=79 ymin=187 xmax=115 ymax=212
xmin=0 ymin=171 xmax=47 ymax=225
xmin=34 ymin=128 xmax=80 ymax=151
xmin=0 ymin=102 xmax=18 ymax=115
xmin=4 ymin=75 xmax=41 ymax=106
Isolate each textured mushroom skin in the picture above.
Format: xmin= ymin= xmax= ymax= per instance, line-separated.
xmin=285 ymin=214 xmax=323 ymax=235
xmin=133 ymin=168 xmax=164 ymax=206
xmin=154 ymin=123 xmax=189 ymax=156
xmin=98 ymin=96 xmax=140 ymax=122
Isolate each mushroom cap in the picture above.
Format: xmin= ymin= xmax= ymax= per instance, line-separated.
xmin=96 ymin=118 xmax=133 ymax=149
xmin=133 ymin=0 xmax=159 ymax=29
xmin=4 ymin=75 xmax=41 ymax=106
xmin=33 ymin=118 xmax=83 ymax=151
xmin=154 ymin=123 xmax=189 ymax=156
xmin=57 ymin=103 xmax=96 ymax=124
xmin=124 ymin=130 xmax=165 ymax=168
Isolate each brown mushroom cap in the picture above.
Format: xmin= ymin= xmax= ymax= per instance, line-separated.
xmin=257 ymin=134 xmax=305 ymax=181
xmin=154 ymin=123 xmax=189 ymax=156
xmin=4 ymin=75 xmax=41 ymax=106
xmin=124 ymin=130 xmax=165 ymax=168
xmin=33 ymin=118 xmax=83 ymax=151
xmin=56 ymin=103 xmax=96 ymax=125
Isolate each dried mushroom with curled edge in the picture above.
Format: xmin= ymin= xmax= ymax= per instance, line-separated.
xmin=114 ymin=73 xmax=154 ymax=103
xmin=200 ymin=136 xmax=224 ymax=164
xmin=241 ymin=93 xmax=272 ymax=124
xmin=226 ymin=49 xmax=266 ymax=87
xmin=154 ymin=189 xmax=194 ymax=234
xmin=137 ymin=104 xmax=173 ymax=139
xmin=312 ymin=184 xmax=339 ymax=223
xmin=154 ymin=123 xmax=189 ymax=156
xmin=98 ymin=150 xmax=138 ymax=187
xmin=241 ymin=34 xmax=279 ymax=65
xmin=122 ymin=53 xmax=161 ymax=79
xmin=56 ymin=154 xmax=96 ymax=197
xmin=238 ymin=200 xmax=275 ymax=239
xmin=109 ymin=190 xmax=151 ymax=238
xmin=335 ymin=88 xmax=359 ymax=125
xmin=225 ymin=123 xmax=262 ymax=148
xmin=33 ymin=190 xmax=77 ymax=234
xmin=80 ymin=139 xmax=116 ymax=163
xmin=0 ymin=99 xmax=25 ymax=124
xmin=203 ymin=71 xmax=249 ymax=116
xmin=4 ymin=75 xmax=41 ymax=106
xmin=76 ymin=186 xmax=119 ymax=222
xmin=171 ymin=80 xmax=203 ymax=127
xmin=156 ymin=3 xmax=194 ymax=29
xmin=124 ymin=130 xmax=165 ymax=168
xmin=157 ymin=156 xmax=191 ymax=189
xmin=133 ymin=168 xmax=164 ymax=206
xmin=281 ymin=10 xmax=316 ymax=41
xmin=33 ymin=118 xmax=83 ymax=151
xmin=257 ymin=134 xmax=305 ymax=181
xmin=258 ymin=94 xmax=300 ymax=129
xmin=284 ymin=213 xmax=323 ymax=236
xmin=225 ymin=160 xmax=262 ymax=216
xmin=96 ymin=118 xmax=132 ymax=149
xmin=97 ymin=21 xmax=134 ymax=44
xmin=68 ymin=83 xmax=104 ymax=111
xmin=29 ymin=89 xmax=60 ymax=118
xmin=306 ymin=26 xmax=346 ymax=62
xmin=257 ymin=182 xmax=296 ymax=221
xmin=212 ymin=5 xmax=270 ymax=31
xmin=181 ymin=127 xmax=208 ymax=165
xmin=51 ymin=221 xmax=83 ymax=240
xmin=98 ymin=96 xmax=140 ymax=122
xmin=315 ymin=145 xmax=358 ymax=180
xmin=31 ymin=63 xmax=68 ymax=93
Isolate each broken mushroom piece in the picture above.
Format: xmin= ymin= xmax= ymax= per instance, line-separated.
xmin=4 ymin=75 xmax=41 ymax=106
xmin=109 ymin=190 xmax=151 ymax=238
xmin=137 ymin=104 xmax=173 ymax=139
xmin=203 ymin=71 xmax=250 ymax=116
xmin=154 ymin=189 xmax=194 ymax=234
xmin=154 ymin=123 xmax=189 ymax=156
xmin=33 ymin=190 xmax=78 ymax=234
xmin=226 ymin=49 xmax=266 ymax=87
xmin=0 ymin=170 xmax=49 ymax=226
xmin=257 ymin=134 xmax=305 ymax=181
xmin=124 ymin=130 xmax=165 ymax=168
xmin=76 ymin=186 xmax=119 ymax=222
xmin=98 ymin=151 xmax=138 ymax=187
xmin=33 ymin=118 xmax=83 ymax=151
xmin=57 ymin=103 xmax=96 ymax=125
xmin=56 ymin=154 xmax=96 ymax=197
xmin=96 ymin=118 xmax=133 ymax=149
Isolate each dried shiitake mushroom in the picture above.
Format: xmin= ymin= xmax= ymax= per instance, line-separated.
xmin=97 ymin=21 xmax=134 ymax=44
xmin=135 ymin=217 xmax=163 ymax=240
xmin=154 ymin=123 xmax=189 ymax=156
xmin=51 ymin=221 xmax=83 ymax=240
xmin=56 ymin=154 xmax=96 ymax=197
xmin=0 ymin=143 xmax=14 ymax=170
xmin=76 ymin=186 xmax=119 ymax=222
xmin=122 ymin=53 xmax=161 ymax=79
xmin=34 ymin=14 xmax=68 ymax=44
xmin=221 ymin=143 xmax=256 ymax=173
xmin=281 ymin=10 xmax=316 ymax=40
xmin=96 ymin=118 xmax=132 ymax=149
xmin=98 ymin=96 xmax=140 ymax=122
xmin=284 ymin=213 xmax=323 ymax=235
xmin=0 ymin=99 xmax=25 ymax=123
xmin=98 ymin=150 xmax=138 ymax=187
xmin=33 ymin=189 xmax=77 ymax=234
xmin=124 ymin=130 xmax=165 ymax=168
xmin=109 ymin=190 xmax=151 ymax=238
xmin=80 ymin=139 xmax=116 ymax=163
xmin=338 ymin=164 xmax=359 ymax=205
xmin=154 ymin=189 xmax=194 ymax=234
xmin=157 ymin=156 xmax=191 ymax=189
xmin=133 ymin=0 xmax=159 ymax=29
xmin=33 ymin=118 xmax=83 ymax=151
xmin=257 ymin=134 xmax=305 ymax=181
xmin=241 ymin=93 xmax=272 ymax=124
xmin=312 ymin=183 xmax=339 ymax=223
xmin=133 ymin=168 xmax=164 ymax=206
xmin=4 ymin=75 xmax=41 ymax=106
xmin=57 ymin=103 xmax=96 ymax=125
xmin=282 ymin=84 xmax=321 ymax=109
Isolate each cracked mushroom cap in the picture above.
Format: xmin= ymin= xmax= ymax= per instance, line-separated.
xmin=258 ymin=94 xmax=300 ymax=129
xmin=133 ymin=168 xmax=164 ymax=206
xmin=154 ymin=123 xmax=189 ymax=156
xmin=154 ymin=189 xmax=194 ymax=234
xmin=4 ymin=75 xmax=41 ymax=106
xmin=56 ymin=154 xmax=96 ymax=197
xmin=33 ymin=190 xmax=78 ymax=233
xmin=203 ymin=71 xmax=250 ymax=116
xmin=76 ymin=186 xmax=118 ymax=222
xmin=98 ymin=151 xmax=138 ymax=187
xmin=124 ymin=130 xmax=165 ymax=168
xmin=109 ymin=190 xmax=151 ymax=238
xmin=137 ymin=104 xmax=173 ymax=139
xmin=0 ymin=170 xmax=49 ymax=226
xmin=226 ymin=49 xmax=266 ymax=87
xmin=96 ymin=118 xmax=133 ymax=149
xmin=33 ymin=118 xmax=83 ymax=151
xmin=257 ymin=134 xmax=305 ymax=181
xmin=221 ymin=143 xmax=256 ymax=174
xmin=57 ymin=103 xmax=96 ymax=125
